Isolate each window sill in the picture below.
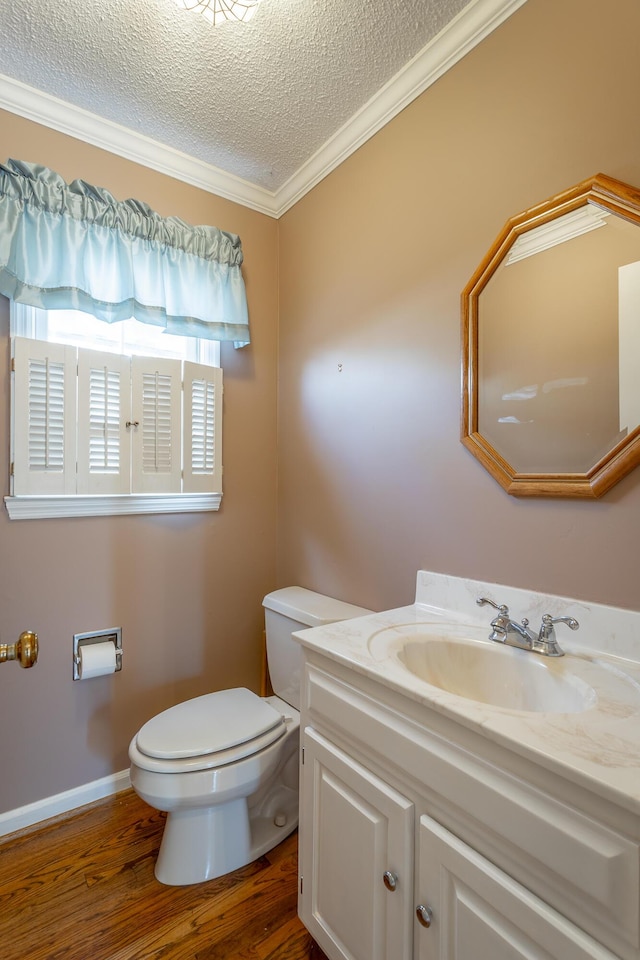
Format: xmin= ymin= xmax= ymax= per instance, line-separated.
xmin=4 ymin=493 xmax=222 ymax=520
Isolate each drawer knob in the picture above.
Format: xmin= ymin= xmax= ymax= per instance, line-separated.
xmin=416 ymin=904 xmax=433 ymax=928
xmin=383 ymin=870 xmax=398 ymax=891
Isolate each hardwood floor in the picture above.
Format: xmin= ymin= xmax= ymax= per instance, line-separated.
xmin=0 ymin=790 xmax=329 ymax=960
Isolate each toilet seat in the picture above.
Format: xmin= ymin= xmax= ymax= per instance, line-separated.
xmin=132 ymin=688 xmax=287 ymax=774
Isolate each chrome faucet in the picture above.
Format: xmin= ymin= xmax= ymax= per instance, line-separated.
xmin=476 ymin=597 xmax=579 ymax=657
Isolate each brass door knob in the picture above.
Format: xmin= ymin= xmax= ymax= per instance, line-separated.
xmin=0 ymin=630 xmax=38 ymax=668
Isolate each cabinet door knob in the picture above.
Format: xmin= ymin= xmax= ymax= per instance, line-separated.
xmin=383 ymin=870 xmax=398 ymax=891
xmin=416 ymin=904 xmax=433 ymax=928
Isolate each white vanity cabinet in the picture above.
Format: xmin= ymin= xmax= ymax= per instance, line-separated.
xmin=298 ymin=653 xmax=639 ymax=960
xmin=299 ymin=728 xmax=413 ymax=960
xmin=417 ymin=815 xmax=619 ymax=960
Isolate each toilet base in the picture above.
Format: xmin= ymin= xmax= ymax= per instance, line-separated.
xmin=154 ymin=781 xmax=299 ymax=885
xmin=249 ymin=781 xmax=299 ymax=860
xmin=155 ymin=797 xmax=251 ymax=885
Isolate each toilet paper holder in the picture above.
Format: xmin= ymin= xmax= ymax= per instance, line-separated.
xmin=73 ymin=628 xmax=122 ymax=680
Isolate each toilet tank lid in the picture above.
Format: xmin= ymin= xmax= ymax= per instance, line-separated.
xmin=262 ymin=586 xmax=372 ymax=627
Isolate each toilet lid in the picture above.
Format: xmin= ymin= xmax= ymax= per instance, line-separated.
xmin=136 ymin=688 xmax=285 ymax=760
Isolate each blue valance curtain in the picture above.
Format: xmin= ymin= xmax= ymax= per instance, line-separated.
xmin=0 ymin=159 xmax=250 ymax=346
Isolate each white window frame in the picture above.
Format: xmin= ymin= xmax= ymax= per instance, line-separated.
xmin=11 ymin=304 xmax=220 ymax=366
xmin=6 ymin=306 xmax=224 ymax=520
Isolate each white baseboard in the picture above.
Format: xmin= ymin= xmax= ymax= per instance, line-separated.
xmin=0 ymin=769 xmax=131 ymax=838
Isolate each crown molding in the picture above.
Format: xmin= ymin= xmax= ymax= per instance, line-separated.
xmin=0 ymin=0 xmax=527 ymax=219
xmin=0 ymin=73 xmax=280 ymax=216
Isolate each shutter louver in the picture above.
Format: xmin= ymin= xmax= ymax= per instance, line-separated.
xmin=77 ymin=350 xmax=130 ymax=495
xmin=131 ymin=357 xmax=181 ymax=493
xmin=28 ymin=357 xmax=65 ymax=472
xmin=142 ymin=371 xmax=173 ymax=474
xmin=191 ymin=378 xmax=216 ymax=475
xmin=183 ymin=361 xmax=222 ymax=494
xmin=12 ymin=338 xmax=77 ymax=495
xmin=89 ymin=365 xmax=121 ymax=474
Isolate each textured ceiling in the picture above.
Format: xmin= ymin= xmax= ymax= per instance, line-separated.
xmin=0 ymin=0 xmax=472 ymax=192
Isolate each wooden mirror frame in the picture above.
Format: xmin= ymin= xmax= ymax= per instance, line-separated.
xmin=461 ymin=173 xmax=640 ymax=498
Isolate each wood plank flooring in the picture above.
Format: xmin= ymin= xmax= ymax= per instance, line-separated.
xmin=0 ymin=789 xmax=329 ymax=960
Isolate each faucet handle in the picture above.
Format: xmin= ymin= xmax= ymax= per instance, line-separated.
xmin=535 ymin=614 xmax=579 ymax=657
xmin=540 ymin=614 xmax=580 ymax=634
xmin=476 ymin=597 xmax=509 ymax=616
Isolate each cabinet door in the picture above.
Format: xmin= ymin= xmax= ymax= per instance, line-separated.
xmin=299 ymin=727 xmax=413 ymax=960
xmin=417 ymin=815 xmax=619 ymax=960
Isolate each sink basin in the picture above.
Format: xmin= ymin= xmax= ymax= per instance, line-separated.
xmin=398 ymin=636 xmax=598 ymax=713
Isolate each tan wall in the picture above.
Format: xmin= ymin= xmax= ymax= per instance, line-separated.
xmin=0 ymin=112 xmax=279 ymax=812
xmin=277 ymin=0 xmax=640 ymax=615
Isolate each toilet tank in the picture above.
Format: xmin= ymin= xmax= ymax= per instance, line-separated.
xmin=262 ymin=587 xmax=372 ymax=710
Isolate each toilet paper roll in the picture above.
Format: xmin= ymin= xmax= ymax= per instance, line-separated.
xmin=78 ymin=641 xmax=117 ymax=679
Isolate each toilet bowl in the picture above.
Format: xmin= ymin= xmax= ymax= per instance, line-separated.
xmin=129 ymin=588 xmax=372 ymax=885
xmin=130 ymin=690 xmax=299 ymax=885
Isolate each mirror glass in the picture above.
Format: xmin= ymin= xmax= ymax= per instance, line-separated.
xmin=462 ymin=174 xmax=640 ymax=498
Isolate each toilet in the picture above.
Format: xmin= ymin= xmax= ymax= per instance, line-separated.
xmin=128 ymin=587 xmax=371 ymax=885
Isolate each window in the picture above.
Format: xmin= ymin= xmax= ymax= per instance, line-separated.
xmin=1 ymin=162 xmax=250 ymax=519
xmin=13 ymin=305 xmax=220 ymax=366
xmin=7 ymin=306 xmax=223 ymax=519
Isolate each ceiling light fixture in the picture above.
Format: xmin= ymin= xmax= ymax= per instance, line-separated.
xmin=174 ymin=0 xmax=263 ymax=25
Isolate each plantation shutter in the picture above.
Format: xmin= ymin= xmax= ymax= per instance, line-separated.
xmin=11 ymin=340 xmax=223 ymax=507
xmin=131 ymin=356 xmax=182 ymax=493
xmin=77 ymin=349 xmax=131 ymax=495
xmin=183 ymin=361 xmax=223 ymax=494
xmin=12 ymin=337 xmax=76 ymax=495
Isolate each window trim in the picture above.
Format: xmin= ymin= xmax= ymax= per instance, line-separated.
xmin=4 ymin=492 xmax=221 ymax=520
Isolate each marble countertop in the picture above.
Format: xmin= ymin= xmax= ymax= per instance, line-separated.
xmin=294 ymin=599 xmax=640 ymax=817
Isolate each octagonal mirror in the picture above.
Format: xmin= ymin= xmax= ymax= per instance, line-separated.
xmin=462 ymin=173 xmax=640 ymax=498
